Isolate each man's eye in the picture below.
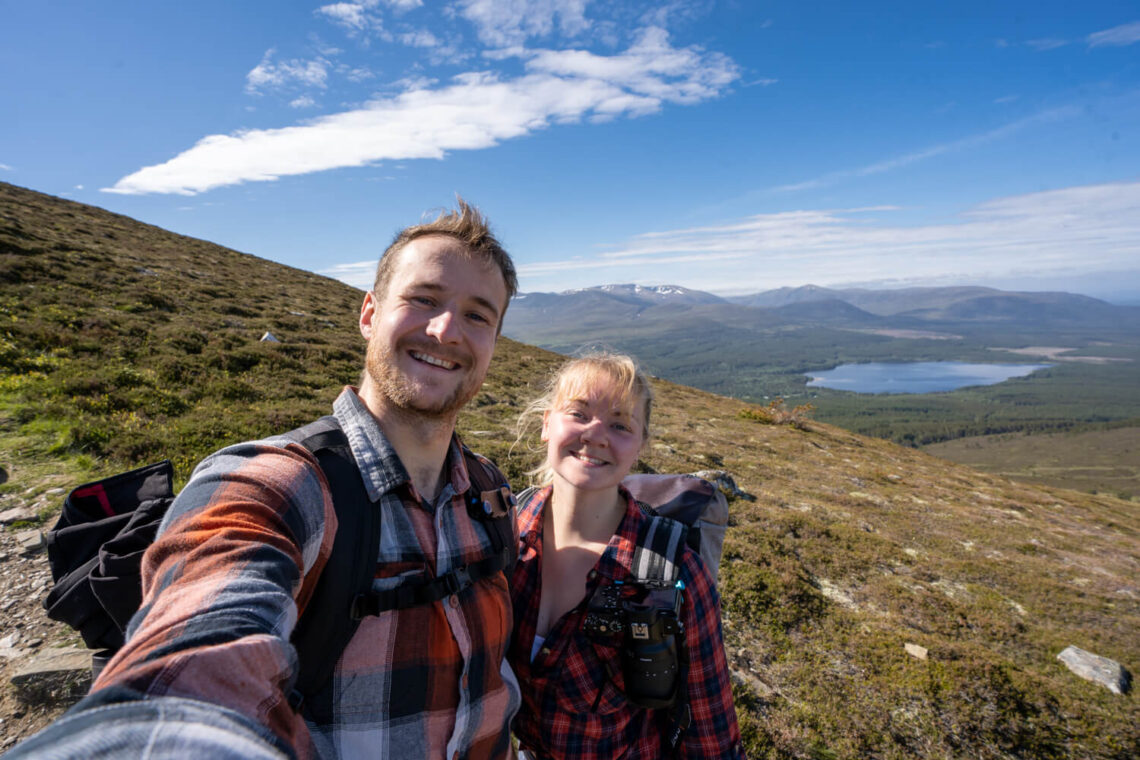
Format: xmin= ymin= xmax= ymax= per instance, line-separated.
xmin=411 ymin=295 xmax=435 ymax=307
xmin=467 ymin=311 xmax=492 ymax=325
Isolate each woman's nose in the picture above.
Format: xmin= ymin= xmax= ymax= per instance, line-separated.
xmin=579 ymin=418 xmax=606 ymax=444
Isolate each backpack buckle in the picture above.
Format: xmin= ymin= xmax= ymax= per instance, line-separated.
xmin=444 ymin=565 xmax=473 ymax=596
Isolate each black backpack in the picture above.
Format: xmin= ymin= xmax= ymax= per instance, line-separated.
xmin=42 ymin=416 xmax=515 ymax=717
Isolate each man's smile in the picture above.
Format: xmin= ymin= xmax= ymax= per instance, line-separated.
xmin=410 ymin=350 xmax=460 ymax=370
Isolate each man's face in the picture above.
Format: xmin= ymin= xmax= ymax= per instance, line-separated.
xmin=360 ymin=235 xmax=507 ymax=420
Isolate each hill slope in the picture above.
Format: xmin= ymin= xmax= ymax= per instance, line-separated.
xmin=1 ymin=182 xmax=1137 ymax=758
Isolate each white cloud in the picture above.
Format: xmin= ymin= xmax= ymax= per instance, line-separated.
xmin=316 ymin=0 xmax=413 ymax=37
xmin=1087 ymin=20 xmax=1140 ymax=48
xmin=456 ymin=0 xmax=591 ymax=47
xmin=290 ymin=95 xmax=318 ymax=108
xmin=517 ymin=182 xmax=1140 ymax=294
xmin=0 ymin=163 xmax=13 ymax=171
xmin=74 ymin=184 xmax=84 ymax=190
xmin=399 ymin=29 xmax=440 ymax=47
xmin=775 ymin=106 xmax=1080 ymax=193
xmin=1026 ymin=38 xmax=1068 ymax=51
xmin=340 ymin=64 xmax=375 ymax=82
xmin=246 ymin=49 xmax=329 ymax=93
xmin=105 ymin=29 xmax=738 ymax=195
xmin=319 ymin=260 xmax=376 ymax=290
xmin=316 ymin=2 xmax=374 ymax=32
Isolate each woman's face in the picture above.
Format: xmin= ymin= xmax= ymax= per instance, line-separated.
xmin=542 ymin=386 xmax=645 ymax=495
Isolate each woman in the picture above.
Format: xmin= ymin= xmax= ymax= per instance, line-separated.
xmin=509 ymin=353 xmax=744 ymax=759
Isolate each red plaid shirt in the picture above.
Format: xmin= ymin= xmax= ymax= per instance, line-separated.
xmin=509 ymin=486 xmax=745 ymax=759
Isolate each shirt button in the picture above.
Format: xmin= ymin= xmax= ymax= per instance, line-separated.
xmin=450 ymin=595 xmax=460 ymax=608
xmin=588 ymin=570 xmax=598 ymax=580
xmin=540 ymin=647 xmax=551 ymax=657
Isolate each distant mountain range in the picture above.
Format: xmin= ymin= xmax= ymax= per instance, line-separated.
xmin=506 ymin=282 xmax=1140 ymax=338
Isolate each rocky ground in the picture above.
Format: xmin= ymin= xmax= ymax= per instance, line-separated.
xmin=0 ymin=489 xmax=91 ymax=754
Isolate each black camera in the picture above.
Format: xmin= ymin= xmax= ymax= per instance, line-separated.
xmin=582 ymin=580 xmax=685 ymax=708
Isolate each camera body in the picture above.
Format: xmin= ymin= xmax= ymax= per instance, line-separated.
xmin=582 ymin=579 xmax=685 ymax=708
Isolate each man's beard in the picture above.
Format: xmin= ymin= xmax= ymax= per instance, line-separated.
xmin=365 ymin=337 xmax=481 ymax=420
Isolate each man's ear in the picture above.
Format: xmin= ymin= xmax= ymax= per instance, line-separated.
xmin=359 ymin=291 xmax=377 ymax=340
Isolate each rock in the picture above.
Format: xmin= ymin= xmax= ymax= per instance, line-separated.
xmin=10 ymin=647 xmax=93 ymax=704
xmin=1057 ymin=646 xmax=1131 ymax=694
xmin=692 ymin=470 xmax=755 ymax=501
xmin=0 ymin=507 xmax=36 ymax=525
xmin=15 ymin=529 xmax=44 ymax=554
xmin=44 ymin=488 xmax=65 ymax=496
xmin=905 ymin=643 xmax=928 ymax=661
xmin=0 ymin=633 xmax=19 ymax=648
xmin=260 ymin=331 xmax=280 ymax=342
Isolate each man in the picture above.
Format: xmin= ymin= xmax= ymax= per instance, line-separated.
xmin=6 ymin=200 xmax=520 ymax=759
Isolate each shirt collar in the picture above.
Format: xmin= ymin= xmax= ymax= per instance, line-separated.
xmin=332 ymin=387 xmax=469 ymax=505
xmin=517 ymin=484 xmax=649 ymax=582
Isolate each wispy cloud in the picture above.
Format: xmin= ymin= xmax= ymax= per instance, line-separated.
xmin=289 ymin=95 xmax=318 ymax=108
xmin=0 ymin=163 xmax=12 ymax=171
xmin=1087 ymin=20 xmax=1140 ymax=48
xmin=1026 ymin=38 xmax=1068 ymax=51
xmin=246 ymin=49 xmax=329 ymax=93
xmin=399 ymin=28 xmax=439 ymax=47
xmin=317 ymin=2 xmax=378 ymax=34
xmin=775 ymin=106 xmax=1080 ymax=193
xmin=457 ymin=0 xmax=591 ymax=47
xmin=104 ymin=27 xmax=738 ymax=195
xmin=511 ymin=182 xmax=1140 ymax=294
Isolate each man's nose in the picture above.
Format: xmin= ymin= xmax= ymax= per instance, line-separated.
xmin=425 ymin=308 xmax=461 ymax=342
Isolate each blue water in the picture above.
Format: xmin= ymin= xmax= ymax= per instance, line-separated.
xmin=806 ymin=362 xmax=1053 ymax=394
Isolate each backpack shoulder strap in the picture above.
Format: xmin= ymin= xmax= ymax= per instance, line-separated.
xmin=631 ymin=508 xmax=693 ymax=750
xmin=285 ymin=416 xmax=380 ymax=714
xmin=460 ymin=446 xmax=515 ymax=559
xmin=630 ymin=511 xmax=688 ymax=588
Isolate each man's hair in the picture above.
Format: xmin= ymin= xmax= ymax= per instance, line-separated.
xmin=372 ymin=197 xmax=518 ymax=328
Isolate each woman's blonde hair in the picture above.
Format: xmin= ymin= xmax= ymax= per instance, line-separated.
xmin=516 ymin=352 xmax=654 ymax=486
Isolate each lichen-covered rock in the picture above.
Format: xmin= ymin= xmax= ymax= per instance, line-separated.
xmin=1056 ymin=646 xmax=1132 ymax=694
xmin=692 ymin=469 xmax=755 ymax=501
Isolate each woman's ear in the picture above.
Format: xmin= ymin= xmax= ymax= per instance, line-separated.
xmin=540 ymin=410 xmax=550 ymax=442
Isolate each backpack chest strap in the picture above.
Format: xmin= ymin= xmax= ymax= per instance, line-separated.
xmin=350 ymin=545 xmax=511 ymax=618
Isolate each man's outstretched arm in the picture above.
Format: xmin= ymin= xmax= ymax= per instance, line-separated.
xmin=5 ymin=440 xmax=336 ymax=759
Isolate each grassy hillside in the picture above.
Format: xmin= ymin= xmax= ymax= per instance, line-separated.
xmin=925 ymin=427 xmax=1140 ymax=499
xmin=2 ymin=182 xmax=1138 ymax=758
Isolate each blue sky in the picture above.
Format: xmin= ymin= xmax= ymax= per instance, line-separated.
xmin=4 ymin=1 xmax=1139 ymax=301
